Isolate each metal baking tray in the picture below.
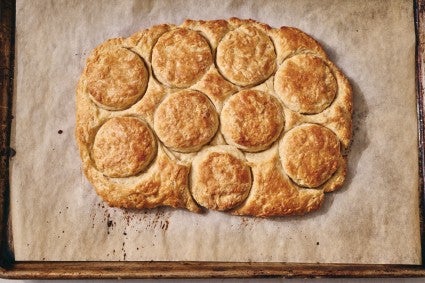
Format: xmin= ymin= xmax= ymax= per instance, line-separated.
xmin=1 ymin=0 xmax=425 ymax=278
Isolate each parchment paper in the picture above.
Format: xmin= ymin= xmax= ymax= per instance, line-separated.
xmin=10 ymin=0 xmax=421 ymax=264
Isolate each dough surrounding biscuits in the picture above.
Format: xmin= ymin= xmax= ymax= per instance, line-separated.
xmin=232 ymin=150 xmax=324 ymax=217
xmin=191 ymin=145 xmax=251 ymax=211
xmin=269 ymin=26 xmax=328 ymax=64
xmin=76 ymin=18 xmax=352 ymax=216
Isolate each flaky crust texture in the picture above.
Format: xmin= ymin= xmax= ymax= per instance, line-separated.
xmin=190 ymin=145 xmax=252 ymax=211
xmin=85 ymin=39 xmax=149 ymax=110
xmin=153 ymin=89 xmax=219 ymax=152
xmin=92 ymin=116 xmax=157 ymax=178
xmin=76 ymin=18 xmax=352 ymax=217
xmin=221 ymin=89 xmax=284 ymax=152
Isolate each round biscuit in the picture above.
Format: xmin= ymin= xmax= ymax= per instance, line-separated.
xmin=221 ymin=89 xmax=284 ymax=152
xmin=191 ymin=145 xmax=252 ymax=211
xmin=154 ymin=90 xmax=219 ymax=152
xmin=152 ymin=28 xmax=213 ymax=88
xmin=274 ymin=54 xmax=337 ymax=114
xmin=279 ymin=123 xmax=340 ymax=188
xmin=92 ymin=117 xmax=157 ymax=178
xmin=86 ymin=43 xmax=149 ymax=110
xmin=216 ymin=25 xmax=276 ymax=86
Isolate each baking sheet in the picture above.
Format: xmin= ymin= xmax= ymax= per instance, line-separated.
xmin=10 ymin=0 xmax=420 ymax=264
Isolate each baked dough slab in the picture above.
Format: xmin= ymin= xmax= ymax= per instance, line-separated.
xmin=76 ymin=18 xmax=352 ymax=217
xmin=11 ymin=0 xmax=420 ymax=264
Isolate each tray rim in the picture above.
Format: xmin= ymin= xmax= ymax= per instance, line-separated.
xmin=1 ymin=0 xmax=425 ymax=278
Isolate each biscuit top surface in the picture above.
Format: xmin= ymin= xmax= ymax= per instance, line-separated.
xmin=86 ymin=42 xmax=149 ymax=110
xmin=154 ymin=90 xmax=219 ymax=152
xmin=221 ymin=89 xmax=285 ymax=152
xmin=152 ymin=28 xmax=213 ymax=88
xmin=190 ymin=145 xmax=252 ymax=211
xmin=216 ymin=25 xmax=276 ymax=86
xmin=279 ymin=124 xmax=340 ymax=188
xmin=92 ymin=117 xmax=157 ymax=178
xmin=274 ymin=54 xmax=337 ymax=114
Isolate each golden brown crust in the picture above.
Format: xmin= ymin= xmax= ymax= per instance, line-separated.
xmin=130 ymin=79 xmax=166 ymax=127
xmin=152 ymin=28 xmax=213 ymax=88
xmin=92 ymin=117 xmax=157 ymax=178
xmin=76 ymin=18 xmax=352 ymax=217
xmin=221 ymin=90 xmax=285 ymax=152
xmin=75 ymin=90 xmax=200 ymax=212
xmin=86 ymin=146 xmax=201 ymax=212
xmin=216 ymin=24 xmax=276 ymax=86
xmin=125 ymin=24 xmax=173 ymax=59
xmin=300 ymin=60 xmax=353 ymax=149
xmin=227 ymin=17 xmax=273 ymax=32
xmin=279 ymin=124 xmax=341 ymax=188
xmin=275 ymin=54 xmax=337 ymax=114
xmin=322 ymin=154 xmax=347 ymax=193
xmin=270 ymin=26 xmax=328 ymax=63
xmin=232 ymin=152 xmax=324 ymax=217
xmin=181 ymin=19 xmax=230 ymax=49
xmin=191 ymin=145 xmax=251 ymax=211
xmin=76 ymin=39 xmax=201 ymax=213
xmin=154 ymin=90 xmax=219 ymax=152
xmin=192 ymin=68 xmax=238 ymax=111
xmin=85 ymin=39 xmax=149 ymax=110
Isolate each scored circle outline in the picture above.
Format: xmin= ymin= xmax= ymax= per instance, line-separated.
xmin=190 ymin=145 xmax=252 ymax=211
xmin=91 ymin=116 xmax=157 ymax=178
xmin=153 ymin=89 xmax=219 ymax=153
xmin=279 ymin=123 xmax=341 ymax=188
xmin=274 ymin=53 xmax=338 ymax=114
xmin=86 ymin=46 xmax=149 ymax=111
xmin=216 ymin=24 xmax=277 ymax=87
xmin=220 ymin=89 xmax=285 ymax=152
xmin=151 ymin=28 xmax=214 ymax=88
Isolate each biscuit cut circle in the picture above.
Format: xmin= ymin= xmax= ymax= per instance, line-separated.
xmin=92 ymin=117 xmax=157 ymax=178
xmin=86 ymin=46 xmax=148 ymax=110
xmin=191 ymin=146 xmax=252 ymax=211
xmin=154 ymin=90 xmax=219 ymax=152
xmin=221 ymin=89 xmax=284 ymax=152
xmin=279 ymin=124 xmax=340 ymax=188
xmin=274 ymin=54 xmax=337 ymax=114
xmin=152 ymin=28 xmax=213 ymax=88
xmin=216 ymin=25 xmax=276 ymax=86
